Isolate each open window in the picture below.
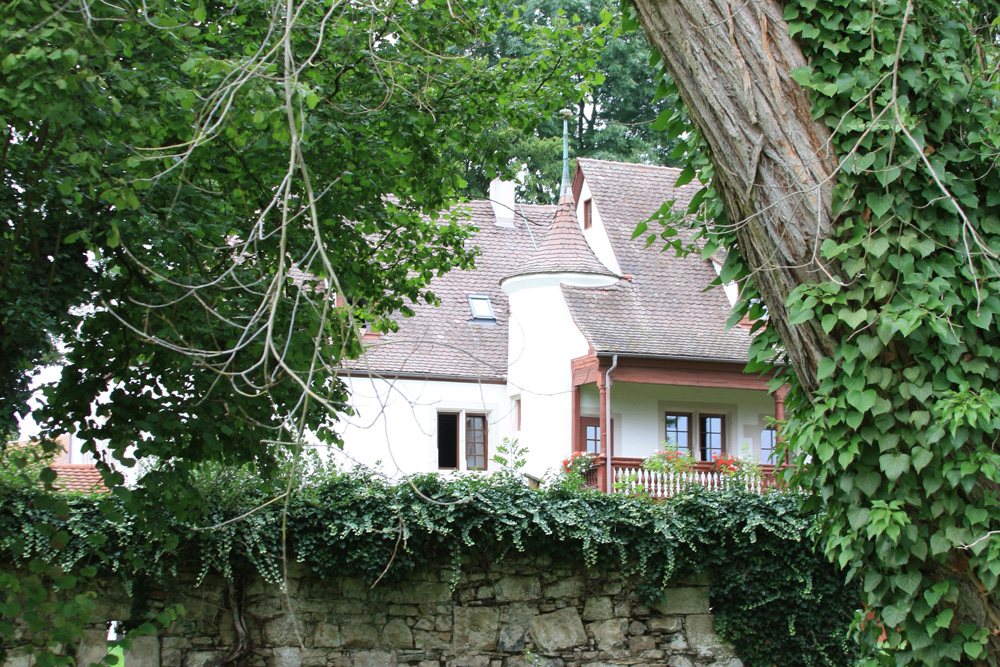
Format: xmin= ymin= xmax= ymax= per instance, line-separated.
xmin=437 ymin=410 xmax=489 ymax=470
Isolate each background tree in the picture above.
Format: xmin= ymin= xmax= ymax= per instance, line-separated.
xmin=630 ymin=0 xmax=1000 ymax=663
xmin=456 ymin=0 xmax=682 ymax=203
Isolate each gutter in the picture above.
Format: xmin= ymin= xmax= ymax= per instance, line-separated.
xmin=605 ymin=353 xmax=618 ymax=493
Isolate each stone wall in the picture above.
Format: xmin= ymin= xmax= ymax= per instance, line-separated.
xmin=5 ymin=557 xmax=742 ymax=667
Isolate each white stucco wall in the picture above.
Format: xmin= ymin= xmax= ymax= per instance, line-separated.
xmin=575 ymin=180 xmax=622 ymax=276
xmin=503 ymin=276 xmax=595 ymax=478
xmin=582 ymin=382 xmax=777 ymax=463
xmin=335 ymin=376 xmax=508 ymax=477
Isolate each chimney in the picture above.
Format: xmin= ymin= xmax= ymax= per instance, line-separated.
xmin=489 ymin=179 xmax=516 ymax=227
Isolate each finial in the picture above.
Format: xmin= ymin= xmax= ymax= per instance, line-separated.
xmin=559 ymin=108 xmax=573 ymax=199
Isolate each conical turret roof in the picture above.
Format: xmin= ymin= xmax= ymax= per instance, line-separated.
xmin=503 ymin=194 xmax=617 ymax=281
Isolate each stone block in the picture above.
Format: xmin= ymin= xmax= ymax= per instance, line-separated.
xmin=353 ymin=650 xmax=396 ymax=667
xmin=3 ymin=648 xmax=31 ymax=667
xmin=497 ymin=602 xmax=533 ymax=652
xmin=447 ymin=658 xmax=490 ymax=667
xmin=414 ymin=618 xmax=435 ymax=631
xmin=341 ymin=623 xmax=379 ymax=648
xmin=650 ymin=587 xmax=710 ymax=615
xmin=382 ymin=619 xmax=414 ymax=648
xmin=582 ymin=597 xmax=613 ymax=621
xmin=495 ymin=576 xmax=541 ymax=602
xmin=529 ymin=608 xmax=587 ymax=654
xmin=185 ymin=651 xmax=224 ymax=667
xmin=265 ymin=615 xmax=306 ymax=646
xmin=685 ymin=614 xmax=719 ymax=648
xmin=124 ymin=636 xmax=160 ymax=667
xmin=629 ymin=621 xmax=646 ymax=636
xmin=587 ymin=619 xmax=627 ymax=651
xmin=300 ymin=649 xmax=330 ymax=667
xmin=388 ymin=605 xmax=418 ymax=617
xmin=647 ymin=616 xmax=682 ymax=633
xmin=393 ymin=582 xmax=452 ymax=604
xmin=342 ymin=579 xmax=368 ymax=599
xmin=452 ymin=607 xmax=499 ymax=651
xmin=314 ymin=622 xmax=342 ymax=647
xmin=542 ymin=576 xmax=583 ymax=599
xmin=667 ymin=656 xmax=694 ymax=667
xmin=76 ymin=628 xmax=109 ymax=667
xmin=413 ymin=630 xmax=449 ymax=650
xmin=628 ymin=636 xmax=655 ymax=652
xmin=268 ymin=647 xmax=302 ymax=667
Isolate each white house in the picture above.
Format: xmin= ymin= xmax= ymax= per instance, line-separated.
xmin=335 ymin=159 xmax=786 ymax=487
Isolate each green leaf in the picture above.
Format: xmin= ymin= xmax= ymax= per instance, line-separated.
xmin=674 ymin=165 xmax=695 ymax=187
xmin=817 ymin=357 xmax=836 ymax=381
xmin=879 ymin=453 xmax=910 ymax=481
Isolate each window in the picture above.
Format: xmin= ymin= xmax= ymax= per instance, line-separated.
xmin=513 ymin=398 xmax=521 ymax=431
xmin=699 ymin=415 xmax=725 ymax=462
xmin=438 ymin=411 xmax=489 ymax=470
xmin=467 ymin=294 xmax=496 ymax=323
xmin=437 ymin=413 xmax=459 ymax=469
xmin=581 ymin=417 xmax=601 ymax=454
xmin=466 ymin=414 xmax=488 ymax=470
xmin=583 ymin=198 xmax=593 ymax=230
xmin=664 ymin=413 xmax=691 ymax=450
xmin=761 ymin=427 xmax=777 ymax=464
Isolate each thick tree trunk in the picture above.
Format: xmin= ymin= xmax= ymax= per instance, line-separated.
xmin=631 ymin=0 xmax=838 ymax=395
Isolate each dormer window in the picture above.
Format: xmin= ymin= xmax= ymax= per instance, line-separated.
xmin=467 ymin=294 xmax=496 ymax=323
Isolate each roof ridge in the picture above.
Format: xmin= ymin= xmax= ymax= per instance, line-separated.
xmin=576 ymin=157 xmax=685 ymax=174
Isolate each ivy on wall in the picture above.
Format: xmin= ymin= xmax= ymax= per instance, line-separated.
xmin=1 ymin=474 xmax=859 ymax=667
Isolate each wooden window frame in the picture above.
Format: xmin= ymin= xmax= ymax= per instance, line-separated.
xmin=583 ymin=198 xmax=593 ymax=230
xmin=698 ymin=414 xmax=726 ymax=462
xmin=664 ymin=412 xmax=693 ymax=453
xmin=465 ymin=413 xmax=488 ymax=471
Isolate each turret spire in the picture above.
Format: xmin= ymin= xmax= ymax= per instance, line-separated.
xmin=559 ymin=108 xmax=573 ymax=199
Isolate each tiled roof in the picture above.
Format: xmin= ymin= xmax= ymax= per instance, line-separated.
xmin=504 ymin=195 xmax=616 ymax=281
xmin=345 ymin=201 xmax=555 ymax=380
xmin=51 ymin=464 xmax=107 ymax=493
xmin=562 ymin=158 xmax=752 ymax=362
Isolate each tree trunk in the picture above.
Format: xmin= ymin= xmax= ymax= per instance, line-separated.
xmin=631 ymin=0 xmax=838 ymax=396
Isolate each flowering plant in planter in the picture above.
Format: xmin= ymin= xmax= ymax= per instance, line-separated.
xmin=643 ymin=447 xmax=696 ymax=474
xmin=713 ymin=453 xmax=742 ymax=474
xmin=558 ymin=451 xmax=596 ymax=491
xmin=562 ymin=450 xmax=595 ymax=475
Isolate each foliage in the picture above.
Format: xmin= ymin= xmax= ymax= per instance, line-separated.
xmin=637 ymin=0 xmax=1000 ymax=662
xmin=643 ymin=447 xmax=696 ymax=474
xmin=458 ymin=0 xmax=683 ymax=203
xmin=1 ymin=474 xmax=859 ymax=667
xmin=1 ymin=0 xmax=597 ymax=661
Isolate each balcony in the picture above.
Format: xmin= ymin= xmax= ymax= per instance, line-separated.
xmin=585 ymin=455 xmax=784 ymax=498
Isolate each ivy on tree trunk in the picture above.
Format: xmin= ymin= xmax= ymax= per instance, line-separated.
xmin=630 ymin=0 xmax=1000 ymax=663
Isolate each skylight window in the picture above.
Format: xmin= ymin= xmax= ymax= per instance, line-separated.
xmin=467 ymin=295 xmax=496 ymax=322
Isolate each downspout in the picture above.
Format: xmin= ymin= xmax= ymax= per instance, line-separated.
xmin=605 ymin=354 xmax=618 ymax=493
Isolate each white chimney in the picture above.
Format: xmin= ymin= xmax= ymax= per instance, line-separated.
xmin=489 ymin=179 xmax=516 ymax=227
